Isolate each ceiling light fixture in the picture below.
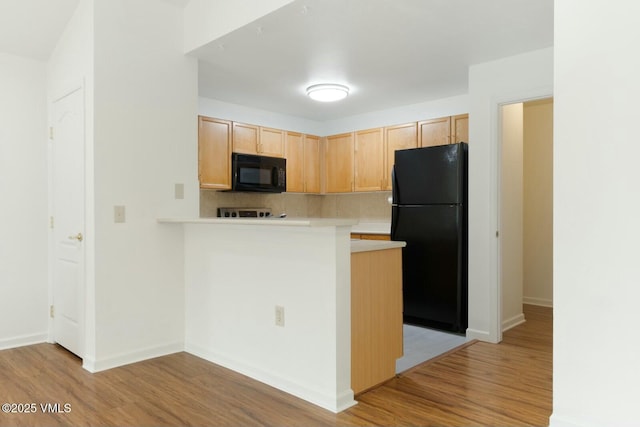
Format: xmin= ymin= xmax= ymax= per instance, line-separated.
xmin=306 ymin=84 xmax=349 ymax=102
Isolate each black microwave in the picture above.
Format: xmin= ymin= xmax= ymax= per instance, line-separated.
xmin=231 ymin=153 xmax=286 ymax=193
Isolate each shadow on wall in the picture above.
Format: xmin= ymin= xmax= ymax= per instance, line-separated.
xmin=200 ymin=191 xmax=392 ymax=220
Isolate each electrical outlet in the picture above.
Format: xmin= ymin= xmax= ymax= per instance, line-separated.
xmin=114 ymin=205 xmax=126 ymax=223
xmin=275 ymin=305 xmax=285 ymax=327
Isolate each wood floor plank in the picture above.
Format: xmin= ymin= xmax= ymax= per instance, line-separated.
xmin=0 ymin=304 xmax=552 ymax=426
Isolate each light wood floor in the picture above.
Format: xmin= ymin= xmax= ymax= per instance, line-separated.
xmin=0 ymin=304 xmax=551 ymax=426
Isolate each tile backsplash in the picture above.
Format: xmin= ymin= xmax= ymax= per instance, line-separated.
xmin=200 ymin=190 xmax=392 ymax=220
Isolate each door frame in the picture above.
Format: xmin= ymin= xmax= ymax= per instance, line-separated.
xmin=492 ymin=88 xmax=553 ymax=343
xmin=48 ymin=83 xmax=87 ymax=358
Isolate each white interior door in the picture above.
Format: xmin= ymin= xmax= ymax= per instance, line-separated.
xmin=52 ymin=87 xmax=85 ymax=357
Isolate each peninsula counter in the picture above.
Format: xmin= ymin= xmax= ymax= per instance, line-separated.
xmin=158 ymin=217 xmax=404 ymax=412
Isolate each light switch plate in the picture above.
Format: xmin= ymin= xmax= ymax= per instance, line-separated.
xmin=114 ymin=205 xmax=125 ymax=223
xmin=174 ymin=183 xmax=184 ymax=200
xmin=275 ymin=305 xmax=285 ymax=327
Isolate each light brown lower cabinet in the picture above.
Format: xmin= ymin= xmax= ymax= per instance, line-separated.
xmin=351 ymin=233 xmax=391 ymax=241
xmin=351 ymin=247 xmax=403 ymax=395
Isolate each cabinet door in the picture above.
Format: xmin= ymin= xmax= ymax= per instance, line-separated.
xmin=198 ymin=116 xmax=232 ymax=189
xmin=304 ymin=135 xmax=321 ymax=193
xmin=354 ymin=128 xmax=385 ymax=192
xmin=260 ymin=127 xmax=285 ymax=157
xmin=451 ymin=114 xmax=469 ymax=144
xmin=325 ymin=133 xmax=354 ymax=193
xmin=359 ymin=234 xmax=391 ymax=241
xmin=285 ymin=131 xmax=304 ymax=192
xmin=418 ymin=117 xmax=451 ymax=147
xmin=232 ymin=122 xmax=259 ymax=154
xmin=384 ymin=123 xmax=417 ymax=190
xmin=351 ymin=248 xmax=403 ymax=394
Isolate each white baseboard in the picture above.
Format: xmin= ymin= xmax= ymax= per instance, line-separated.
xmin=502 ymin=313 xmax=526 ymax=332
xmin=465 ymin=328 xmax=497 ymax=343
xmin=548 ymin=413 xmax=586 ymax=427
xmin=523 ymin=296 xmax=553 ymax=307
xmin=0 ymin=333 xmax=48 ymax=351
xmin=186 ymin=342 xmax=357 ymax=413
xmin=83 ymin=341 xmax=184 ymax=373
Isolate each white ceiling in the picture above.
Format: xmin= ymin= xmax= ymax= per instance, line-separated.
xmin=193 ymin=0 xmax=554 ymax=121
xmin=0 ymin=0 xmax=80 ymax=60
xmin=1 ymin=0 xmax=553 ymax=121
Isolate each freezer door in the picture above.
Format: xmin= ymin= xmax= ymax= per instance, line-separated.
xmin=393 ymin=143 xmax=466 ymax=205
xmin=392 ymin=204 xmax=466 ymax=331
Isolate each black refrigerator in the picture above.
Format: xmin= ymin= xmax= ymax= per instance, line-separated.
xmin=391 ymin=143 xmax=468 ymax=333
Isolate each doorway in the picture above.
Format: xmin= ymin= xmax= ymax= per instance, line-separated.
xmin=499 ymin=98 xmax=554 ymax=332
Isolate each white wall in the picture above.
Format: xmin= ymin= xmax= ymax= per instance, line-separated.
xmin=0 ymin=53 xmax=48 ymax=349
xmin=551 ymin=2 xmax=640 ymax=426
xmin=199 ymin=97 xmax=325 ymax=136
xmin=183 ymin=222 xmax=354 ymax=413
xmin=322 ymin=94 xmax=469 ymax=136
xmin=500 ymin=103 xmax=524 ymax=331
xmin=199 ymin=94 xmax=469 ymax=137
xmin=467 ymin=47 xmax=553 ymax=343
xmin=184 ymin=0 xmax=295 ymax=53
xmin=523 ymin=99 xmax=553 ymax=307
xmin=87 ymin=0 xmax=199 ymax=370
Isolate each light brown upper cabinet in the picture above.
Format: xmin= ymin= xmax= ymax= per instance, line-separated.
xmin=303 ymin=135 xmax=321 ymax=193
xmin=232 ymin=122 xmax=285 ymax=157
xmin=198 ymin=116 xmax=232 ymax=189
xmin=285 ymin=132 xmax=321 ymax=193
xmin=418 ymin=114 xmax=469 ymax=147
xmin=285 ymin=131 xmax=304 ymax=192
xmin=418 ymin=116 xmax=451 ymax=147
xmin=199 ymin=115 xmax=467 ymax=193
xmin=354 ymin=128 xmax=385 ymax=192
xmin=351 ymin=233 xmax=391 ymax=241
xmin=451 ymin=114 xmax=469 ymax=143
xmin=384 ymin=122 xmax=418 ymax=190
xmin=232 ymin=122 xmax=259 ymax=154
xmin=259 ymin=127 xmax=285 ymax=157
xmin=325 ymin=133 xmax=354 ymax=193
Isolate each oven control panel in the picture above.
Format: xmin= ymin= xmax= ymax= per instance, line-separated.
xmin=217 ymin=208 xmax=272 ymax=218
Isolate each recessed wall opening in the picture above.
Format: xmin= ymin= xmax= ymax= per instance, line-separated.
xmin=499 ymin=97 xmax=554 ymax=332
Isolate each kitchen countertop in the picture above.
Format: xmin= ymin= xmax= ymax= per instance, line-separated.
xmin=157 ymin=217 xmax=358 ymax=227
xmin=351 ymin=221 xmax=391 ymax=235
xmin=158 ymin=217 xmax=401 ymax=253
xmin=350 ymin=239 xmax=405 ymax=253
xmin=158 ymin=217 xmax=392 ymax=235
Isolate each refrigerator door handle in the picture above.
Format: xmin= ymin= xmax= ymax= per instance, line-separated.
xmin=391 ymin=165 xmax=398 ymax=204
xmin=391 ymin=207 xmax=397 ymax=240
